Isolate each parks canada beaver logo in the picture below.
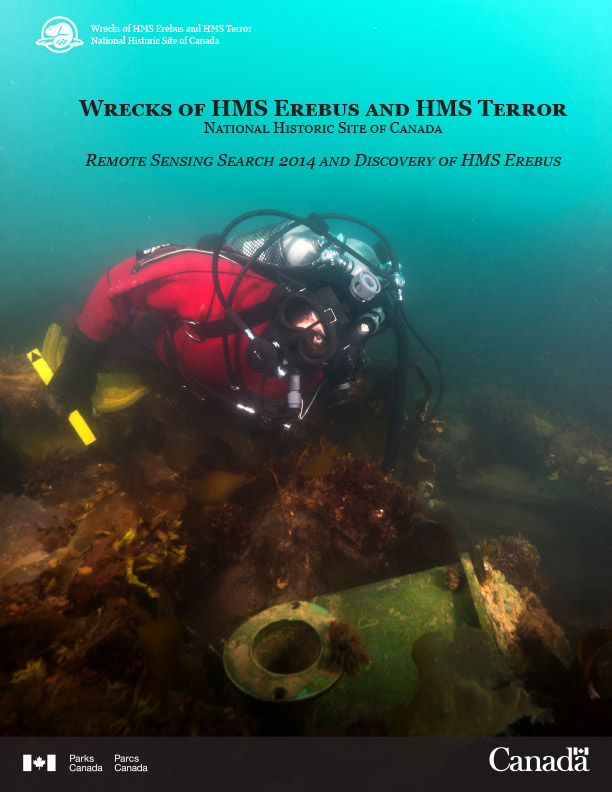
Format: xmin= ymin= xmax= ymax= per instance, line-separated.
xmin=36 ymin=17 xmax=83 ymax=53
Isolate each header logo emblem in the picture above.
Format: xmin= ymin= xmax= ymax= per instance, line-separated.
xmin=36 ymin=17 xmax=83 ymax=53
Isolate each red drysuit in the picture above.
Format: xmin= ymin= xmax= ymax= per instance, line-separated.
xmin=75 ymin=245 xmax=323 ymax=401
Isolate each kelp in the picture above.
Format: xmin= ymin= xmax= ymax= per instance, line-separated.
xmin=299 ymin=436 xmax=343 ymax=478
xmin=162 ymin=430 xmax=204 ymax=474
xmin=575 ymin=629 xmax=612 ymax=699
xmin=195 ymin=470 xmax=259 ymax=504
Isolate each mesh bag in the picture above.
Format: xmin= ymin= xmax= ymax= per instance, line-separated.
xmin=42 ymin=323 xmax=150 ymax=414
xmin=226 ymin=222 xmax=289 ymax=265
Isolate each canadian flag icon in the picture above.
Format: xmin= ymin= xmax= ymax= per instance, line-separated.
xmin=23 ymin=754 xmax=56 ymax=772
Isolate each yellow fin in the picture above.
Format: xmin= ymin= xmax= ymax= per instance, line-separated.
xmin=39 ymin=324 xmax=150 ymax=415
xmin=26 ymin=348 xmax=54 ymax=385
xmin=68 ymin=410 xmax=96 ymax=445
xmin=42 ymin=323 xmax=66 ymax=373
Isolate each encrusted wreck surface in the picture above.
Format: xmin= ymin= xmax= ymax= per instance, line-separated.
xmin=1 ymin=357 xmax=609 ymax=735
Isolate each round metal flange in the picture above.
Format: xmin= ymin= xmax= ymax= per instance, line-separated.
xmin=223 ymin=600 xmax=342 ymax=702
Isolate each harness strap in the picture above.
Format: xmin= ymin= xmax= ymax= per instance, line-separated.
xmin=186 ymin=295 xmax=283 ymax=340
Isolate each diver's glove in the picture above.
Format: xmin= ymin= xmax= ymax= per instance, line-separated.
xmin=46 ymin=329 xmax=106 ymax=416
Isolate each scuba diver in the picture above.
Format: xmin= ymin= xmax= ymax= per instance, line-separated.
xmin=46 ymin=210 xmax=444 ymax=471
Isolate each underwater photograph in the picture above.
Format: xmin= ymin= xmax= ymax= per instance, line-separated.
xmin=1 ymin=0 xmax=612 ymax=743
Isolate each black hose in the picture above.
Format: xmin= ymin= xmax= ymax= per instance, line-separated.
xmin=398 ymin=301 xmax=446 ymax=431
xmin=381 ymin=300 xmax=446 ymax=472
xmin=381 ymin=308 xmax=411 ymax=472
xmin=322 ymin=212 xmax=400 ymax=274
xmin=211 ymin=210 xmax=303 ymax=390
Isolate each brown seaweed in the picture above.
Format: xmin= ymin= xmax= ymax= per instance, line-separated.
xmin=323 ymin=619 xmax=371 ymax=676
xmin=479 ymin=534 xmax=544 ymax=595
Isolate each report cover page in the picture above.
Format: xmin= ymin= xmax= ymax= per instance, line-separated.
xmin=1 ymin=0 xmax=611 ymax=786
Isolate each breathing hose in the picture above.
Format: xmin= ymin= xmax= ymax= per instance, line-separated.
xmin=381 ymin=307 xmax=412 ymax=472
xmin=381 ymin=300 xmax=446 ymax=472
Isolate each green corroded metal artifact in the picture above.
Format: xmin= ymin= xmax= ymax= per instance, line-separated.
xmin=223 ymin=553 xmax=494 ymax=726
xmin=223 ymin=600 xmax=343 ymax=702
